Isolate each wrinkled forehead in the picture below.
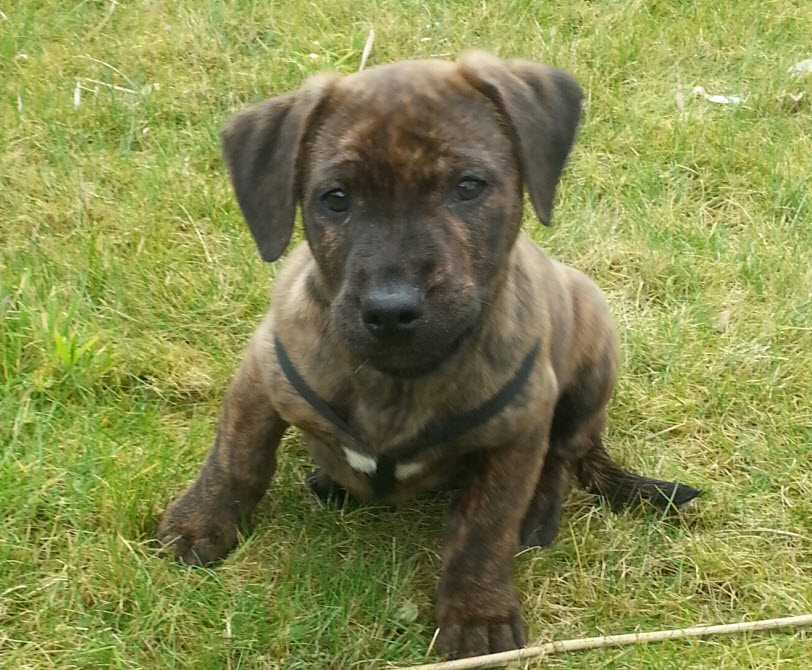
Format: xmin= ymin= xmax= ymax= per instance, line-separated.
xmin=303 ymin=63 xmax=515 ymax=189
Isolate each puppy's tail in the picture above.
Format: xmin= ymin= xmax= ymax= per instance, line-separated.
xmin=577 ymin=438 xmax=700 ymax=510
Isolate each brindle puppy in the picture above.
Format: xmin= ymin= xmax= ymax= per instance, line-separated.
xmin=157 ymin=51 xmax=699 ymax=659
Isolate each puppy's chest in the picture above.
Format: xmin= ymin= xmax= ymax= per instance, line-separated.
xmin=351 ymin=384 xmax=434 ymax=445
xmin=271 ymin=335 xmax=544 ymax=498
xmin=282 ymin=382 xmax=470 ymax=493
xmin=290 ymin=371 xmax=535 ymax=501
xmin=332 ymin=385 xmax=445 ymax=471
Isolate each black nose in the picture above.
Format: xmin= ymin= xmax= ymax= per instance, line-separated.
xmin=361 ymin=284 xmax=424 ymax=337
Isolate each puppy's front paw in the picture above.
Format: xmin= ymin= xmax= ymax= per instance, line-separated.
xmin=156 ymin=492 xmax=241 ymax=566
xmin=435 ymin=586 xmax=526 ymax=658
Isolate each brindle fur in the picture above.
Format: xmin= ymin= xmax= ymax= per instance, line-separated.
xmin=157 ymin=51 xmax=699 ymax=659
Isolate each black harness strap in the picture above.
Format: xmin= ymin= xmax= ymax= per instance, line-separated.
xmin=372 ymin=453 xmax=397 ymax=498
xmin=275 ymin=335 xmax=357 ymax=441
xmin=274 ymin=335 xmax=540 ymax=496
xmin=385 ymin=340 xmax=540 ymax=463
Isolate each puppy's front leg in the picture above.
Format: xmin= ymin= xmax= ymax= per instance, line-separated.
xmin=157 ymin=343 xmax=287 ymax=565
xmin=436 ymin=429 xmax=547 ymax=658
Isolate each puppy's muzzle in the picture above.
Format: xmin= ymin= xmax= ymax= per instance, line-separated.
xmin=360 ymin=282 xmax=425 ymax=338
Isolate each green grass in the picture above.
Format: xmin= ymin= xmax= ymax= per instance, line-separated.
xmin=1 ymin=0 xmax=811 ymax=667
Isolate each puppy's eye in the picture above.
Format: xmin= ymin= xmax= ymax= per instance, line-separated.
xmin=322 ymin=188 xmax=349 ymax=213
xmin=455 ymin=177 xmax=487 ymax=202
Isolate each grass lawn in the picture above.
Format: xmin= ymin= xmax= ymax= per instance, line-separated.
xmin=1 ymin=0 xmax=810 ymax=668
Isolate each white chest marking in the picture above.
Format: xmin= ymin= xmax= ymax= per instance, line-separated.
xmin=395 ymin=460 xmax=426 ymax=480
xmin=341 ymin=446 xmax=426 ymax=481
xmin=342 ymin=447 xmax=377 ymax=475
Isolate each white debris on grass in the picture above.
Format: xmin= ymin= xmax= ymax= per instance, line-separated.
xmin=788 ymin=58 xmax=812 ymax=77
xmin=71 ymin=75 xmax=158 ymax=109
xmin=692 ymin=86 xmax=742 ymax=105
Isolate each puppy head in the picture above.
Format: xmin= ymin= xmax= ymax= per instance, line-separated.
xmin=222 ymin=52 xmax=582 ymax=377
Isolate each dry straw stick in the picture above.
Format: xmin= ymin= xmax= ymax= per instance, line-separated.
xmin=359 ymin=29 xmax=375 ymax=72
xmin=394 ymin=614 xmax=812 ymax=670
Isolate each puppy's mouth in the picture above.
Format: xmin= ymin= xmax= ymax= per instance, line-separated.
xmin=364 ymin=326 xmax=473 ymax=378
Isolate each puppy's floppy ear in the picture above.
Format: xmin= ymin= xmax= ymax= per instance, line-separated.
xmin=458 ymin=51 xmax=583 ymax=225
xmin=221 ymin=74 xmax=335 ymax=262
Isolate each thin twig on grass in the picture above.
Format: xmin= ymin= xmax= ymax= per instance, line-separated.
xmin=392 ymin=614 xmax=812 ymax=670
xmin=86 ymin=0 xmax=118 ymax=40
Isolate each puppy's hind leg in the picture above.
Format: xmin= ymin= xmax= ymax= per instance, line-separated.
xmin=519 ymin=443 xmax=574 ymax=548
xmin=520 ymin=416 xmax=701 ymax=549
xmin=519 ymin=421 xmax=594 ymax=548
xmin=305 ymin=468 xmax=348 ymax=504
xmin=520 ymin=370 xmax=610 ymax=548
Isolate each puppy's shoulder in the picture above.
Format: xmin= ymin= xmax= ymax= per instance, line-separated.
xmin=251 ymin=244 xmax=354 ymax=414
xmin=252 ymin=245 xmax=330 ymax=348
xmin=509 ymin=234 xmax=568 ymax=314
xmin=513 ymin=233 xmax=609 ymax=317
